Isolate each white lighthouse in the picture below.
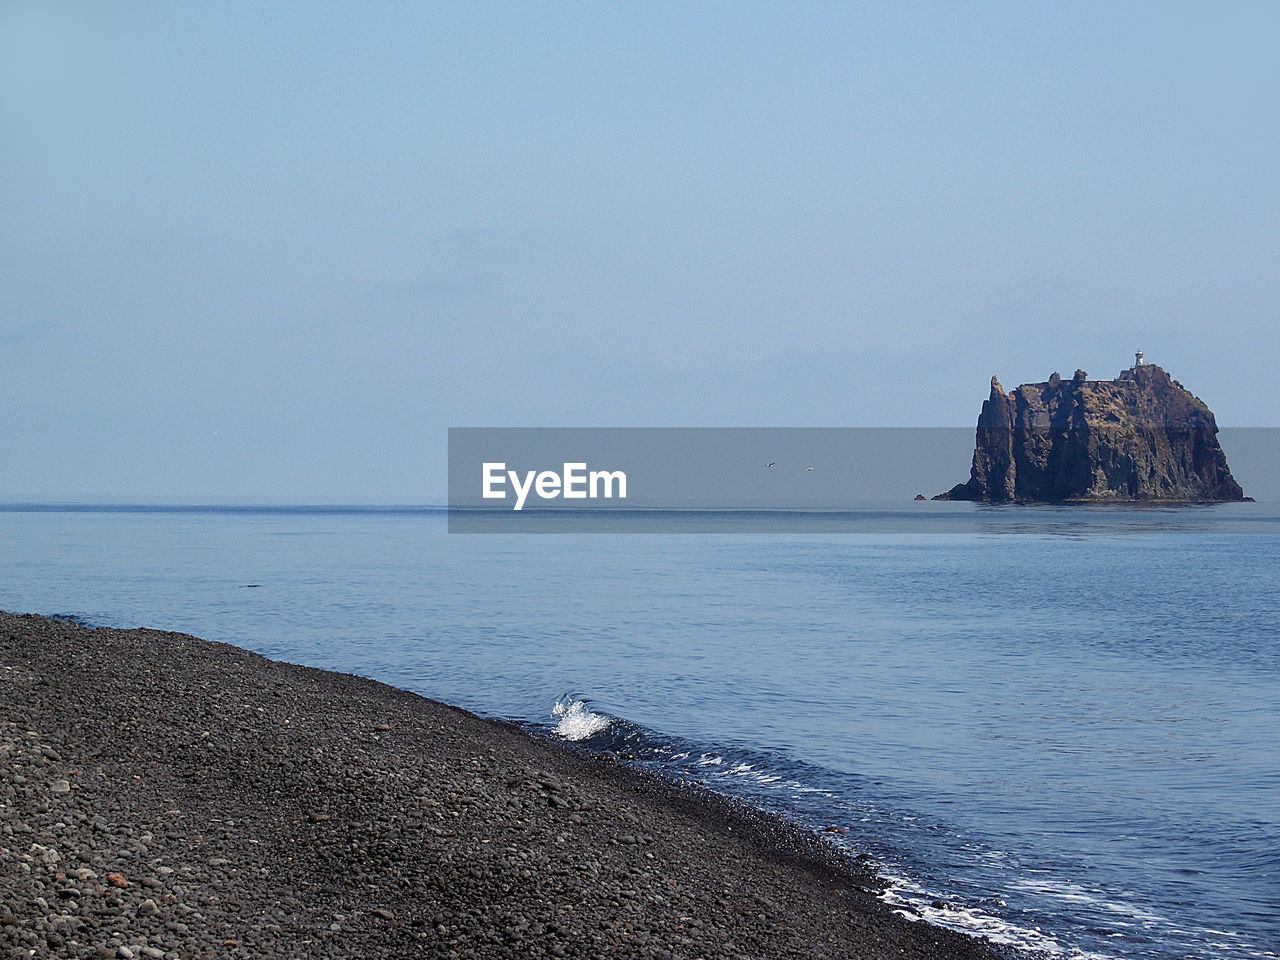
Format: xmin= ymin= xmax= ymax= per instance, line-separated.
xmin=1133 ymin=350 xmax=1146 ymax=369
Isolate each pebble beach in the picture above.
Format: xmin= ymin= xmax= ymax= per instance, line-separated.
xmin=0 ymin=611 xmax=1005 ymax=960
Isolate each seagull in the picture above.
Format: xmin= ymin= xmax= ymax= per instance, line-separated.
xmin=805 ymin=466 xmax=815 ymax=472
xmin=766 ymin=461 xmax=776 ymax=468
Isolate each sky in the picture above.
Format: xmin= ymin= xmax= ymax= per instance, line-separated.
xmin=2 ymin=1 xmax=1277 ymax=501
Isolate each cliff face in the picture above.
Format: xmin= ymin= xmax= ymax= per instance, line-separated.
xmin=936 ymin=364 xmax=1246 ymax=503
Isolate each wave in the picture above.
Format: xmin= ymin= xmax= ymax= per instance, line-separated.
xmin=550 ymin=695 xmax=612 ymax=741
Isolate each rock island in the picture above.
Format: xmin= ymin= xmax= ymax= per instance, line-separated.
xmin=936 ymin=353 xmax=1246 ymax=503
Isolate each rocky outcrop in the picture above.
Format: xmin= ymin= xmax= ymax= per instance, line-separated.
xmin=935 ymin=363 xmax=1246 ymax=503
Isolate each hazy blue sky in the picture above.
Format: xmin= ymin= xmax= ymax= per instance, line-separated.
xmin=2 ymin=2 xmax=1277 ymax=500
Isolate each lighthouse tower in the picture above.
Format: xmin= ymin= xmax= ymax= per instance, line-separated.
xmin=1133 ymin=350 xmax=1145 ymax=369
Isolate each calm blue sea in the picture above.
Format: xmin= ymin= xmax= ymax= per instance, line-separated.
xmin=1 ymin=505 xmax=1277 ymax=960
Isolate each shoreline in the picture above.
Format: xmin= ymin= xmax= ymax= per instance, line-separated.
xmin=1 ymin=611 xmax=1007 ymax=959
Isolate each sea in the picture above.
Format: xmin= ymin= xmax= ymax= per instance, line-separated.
xmin=1 ymin=503 xmax=1277 ymax=960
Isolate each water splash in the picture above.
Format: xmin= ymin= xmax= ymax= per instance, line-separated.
xmin=551 ymin=695 xmax=611 ymax=741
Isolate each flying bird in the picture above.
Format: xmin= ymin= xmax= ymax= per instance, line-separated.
xmin=766 ymin=461 xmax=776 ymax=468
xmin=805 ymin=466 xmax=815 ymax=471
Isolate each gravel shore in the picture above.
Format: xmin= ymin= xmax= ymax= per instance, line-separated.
xmin=0 ymin=611 xmax=1006 ymax=960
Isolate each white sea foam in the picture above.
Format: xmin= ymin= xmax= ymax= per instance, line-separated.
xmin=691 ymin=754 xmax=829 ymax=797
xmin=1008 ymin=878 xmax=1167 ymax=925
xmin=551 ymin=697 xmax=610 ymax=741
xmin=879 ymin=876 xmax=1117 ymax=960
